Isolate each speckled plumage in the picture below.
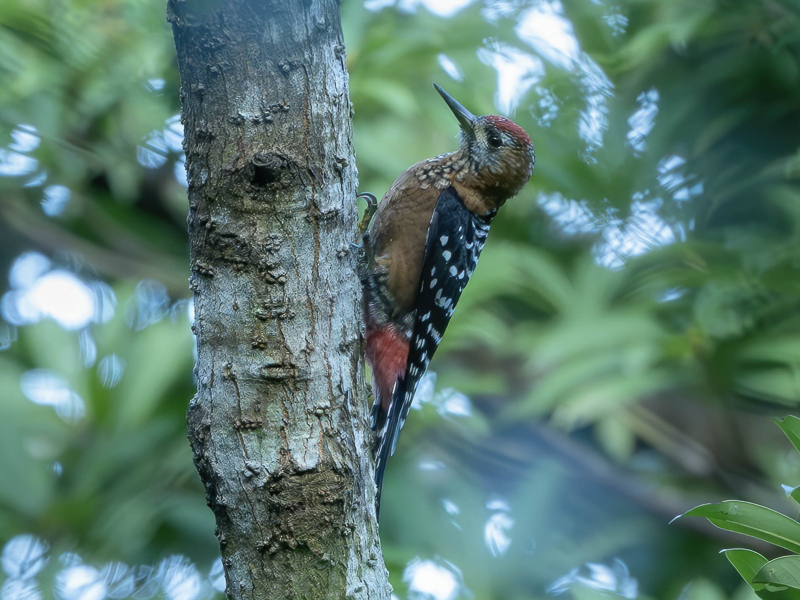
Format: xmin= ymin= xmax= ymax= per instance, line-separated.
xmin=361 ymin=85 xmax=534 ymax=517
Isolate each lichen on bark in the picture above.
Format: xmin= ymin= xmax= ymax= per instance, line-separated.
xmin=168 ymin=1 xmax=390 ymax=597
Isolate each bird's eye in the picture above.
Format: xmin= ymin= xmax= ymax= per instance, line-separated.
xmin=487 ymin=134 xmax=503 ymax=148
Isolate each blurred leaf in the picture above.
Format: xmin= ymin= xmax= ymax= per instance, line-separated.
xmin=734 ymin=368 xmax=800 ymax=406
xmin=115 ymin=318 xmax=193 ymax=429
xmin=732 ymin=583 xmax=761 ymax=600
xmin=776 ymin=417 xmax=800 ymax=456
xmin=595 ymin=414 xmax=635 ymax=462
xmin=570 ymin=587 xmax=621 ymax=600
xmin=683 ymin=578 xmax=729 ymax=600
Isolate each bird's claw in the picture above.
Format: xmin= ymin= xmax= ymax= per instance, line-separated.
xmin=357 ymin=192 xmax=378 ymax=236
xmin=358 ymin=191 xmax=378 ymax=206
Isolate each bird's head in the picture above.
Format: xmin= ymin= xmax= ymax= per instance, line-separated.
xmin=434 ymin=83 xmax=534 ymax=203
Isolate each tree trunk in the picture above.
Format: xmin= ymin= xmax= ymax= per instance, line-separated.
xmin=168 ymin=1 xmax=390 ymax=598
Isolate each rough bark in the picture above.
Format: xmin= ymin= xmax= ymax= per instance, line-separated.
xmin=168 ymin=1 xmax=390 ymax=598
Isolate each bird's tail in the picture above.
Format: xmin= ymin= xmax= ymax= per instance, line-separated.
xmin=365 ymin=324 xmax=409 ymax=518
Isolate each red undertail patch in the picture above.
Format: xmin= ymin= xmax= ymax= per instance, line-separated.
xmin=365 ymin=326 xmax=410 ymax=411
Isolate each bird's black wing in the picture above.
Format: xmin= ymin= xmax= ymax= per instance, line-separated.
xmin=374 ymin=185 xmax=494 ymax=505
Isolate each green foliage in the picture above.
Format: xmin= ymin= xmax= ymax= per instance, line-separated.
xmin=724 ymin=550 xmax=769 ymax=592
xmin=776 ymin=417 xmax=800 ymax=456
xmin=679 ymin=501 xmax=800 ymax=555
xmin=1 ymin=0 xmax=800 ymax=598
xmin=681 ymin=418 xmax=800 ymax=598
xmin=0 ymin=294 xmax=212 ymax=563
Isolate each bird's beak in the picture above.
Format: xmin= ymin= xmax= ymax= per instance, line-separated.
xmin=433 ymin=83 xmax=476 ymax=136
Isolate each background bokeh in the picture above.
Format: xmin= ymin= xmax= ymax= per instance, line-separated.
xmin=1 ymin=0 xmax=800 ymax=599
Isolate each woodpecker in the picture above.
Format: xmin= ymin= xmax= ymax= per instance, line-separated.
xmin=361 ymin=83 xmax=534 ymax=514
